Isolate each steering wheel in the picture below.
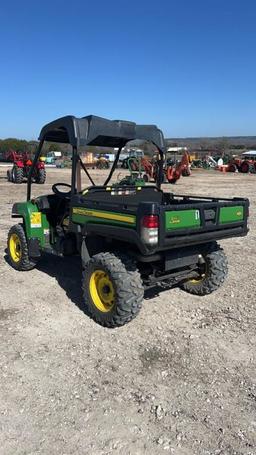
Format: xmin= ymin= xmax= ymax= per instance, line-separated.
xmin=52 ymin=183 xmax=72 ymax=199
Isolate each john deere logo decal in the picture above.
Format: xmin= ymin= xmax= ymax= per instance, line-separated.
xmin=170 ymin=216 xmax=180 ymax=224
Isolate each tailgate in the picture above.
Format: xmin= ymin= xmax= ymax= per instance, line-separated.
xmin=159 ymin=198 xmax=249 ymax=249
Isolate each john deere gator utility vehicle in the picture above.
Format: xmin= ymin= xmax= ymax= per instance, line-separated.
xmin=7 ymin=115 xmax=249 ymax=327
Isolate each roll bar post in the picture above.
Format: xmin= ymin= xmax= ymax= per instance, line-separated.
xmin=156 ymin=148 xmax=164 ymax=189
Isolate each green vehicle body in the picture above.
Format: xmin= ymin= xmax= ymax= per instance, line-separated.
xmin=13 ymin=201 xmax=49 ymax=247
xmin=12 ymin=191 xmax=248 ymax=257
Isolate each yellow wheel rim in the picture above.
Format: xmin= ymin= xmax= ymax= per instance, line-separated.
xmin=9 ymin=233 xmax=22 ymax=263
xmin=89 ymin=269 xmax=115 ymax=313
xmin=189 ymin=275 xmax=205 ymax=284
xmin=189 ymin=262 xmax=207 ymax=284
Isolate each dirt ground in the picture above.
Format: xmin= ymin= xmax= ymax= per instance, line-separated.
xmin=0 ymin=166 xmax=255 ymax=455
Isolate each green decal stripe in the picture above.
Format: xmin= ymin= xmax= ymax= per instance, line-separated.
xmin=165 ymin=209 xmax=201 ymax=230
xmin=72 ymin=207 xmax=136 ymax=226
xmin=219 ymin=206 xmax=244 ymax=224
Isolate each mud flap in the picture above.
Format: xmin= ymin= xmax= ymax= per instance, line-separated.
xmin=81 ymin=239 xmax=90 ymax=267
xmin=28 ymin=238 xmax=41 ymax=258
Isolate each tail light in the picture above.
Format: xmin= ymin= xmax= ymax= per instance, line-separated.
xmin=141 ymin=215 xmax=159 ymax=246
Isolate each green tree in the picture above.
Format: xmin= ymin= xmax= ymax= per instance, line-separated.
xmin=0 ymin=138 xmax=29 ymax=152
xmin=48 ymin=143 xmax=62 ymax=152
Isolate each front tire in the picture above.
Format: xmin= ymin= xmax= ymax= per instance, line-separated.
xmin=36 ymin=168 xmax=46 ymax=184
xmin=7 ymin=224 xmax=38 ymax=271
xmin=228 ymin=163 xmax=237 ymax=173
xmin=7 ymin=169 xmax=13 ymax=182
xmin=179 ymin=242 xmax=228 ymax=296
xmin=82 ymin=252 xmax=144 ymax=327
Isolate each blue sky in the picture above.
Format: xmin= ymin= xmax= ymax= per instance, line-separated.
xmin=0 ymin=0 xmax=255 ymax=139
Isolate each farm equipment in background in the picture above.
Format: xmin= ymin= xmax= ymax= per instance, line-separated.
xmin=119 ymin=156 xmax=157 ymax=182
xmin=6 ymin=150 xmax=46 ymax=184
xmin=165 ymin=151 xmax=191 ymax=183
xmin=140 ymin=157 xmax=157 ymax=182
xmin=125 ymin=151 xmax=192 ymax=184
xmin=96 ymin=156 xmax=110 ymax=169
xmin=120 ymin=150 xmax=144 ymax=169
xmin=226 ymin=157 xmax=256 ymax=173
xmin=117 ymin=157 xmax=148 ymax=186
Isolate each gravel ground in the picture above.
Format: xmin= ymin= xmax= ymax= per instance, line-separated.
xmin=0 ymin=167 xmax=255 ymax=455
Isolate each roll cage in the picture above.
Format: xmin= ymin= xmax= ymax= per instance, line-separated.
xmin=27 ymin=114 xmax=166 ymax=200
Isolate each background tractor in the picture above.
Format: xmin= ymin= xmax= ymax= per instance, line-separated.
xmin=227 ymin=156 xmax=256 ymax=174
xmin=6 ymin=150 xmax=46 ymax=184
xmin=164 ymin=150 xmax=191 ymax=183
xmin=96 ymin=156 xmax=110 ymax=169
xmin=130 ymin=151 xmax=191 ymax=184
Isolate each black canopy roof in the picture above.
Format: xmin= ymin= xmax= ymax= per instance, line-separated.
xmin=38 ymin=115 xmax=166 ymax=151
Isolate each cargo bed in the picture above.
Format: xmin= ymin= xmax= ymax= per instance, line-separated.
xmin=71 ymin=186 xmax=249 ymax=255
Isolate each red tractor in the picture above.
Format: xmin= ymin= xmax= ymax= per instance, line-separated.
xmin=6 ymin=150 xmax=46 ymax=184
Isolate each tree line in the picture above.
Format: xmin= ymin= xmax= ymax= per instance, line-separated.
xmin=0 ymin=138 xmax=65 ymax=154
xmin=1 ymin=136 xmax=256 ymax=156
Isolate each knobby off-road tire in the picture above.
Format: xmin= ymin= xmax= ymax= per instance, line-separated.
xmin=82 ymin=252 xmax=144 ymax=328
xmin=7 ymin=224 xmax=38 ymax=271
xmin=7 ymin=169 xmax=13 ymax=182
xmin=179 ymin=242 xmax=228 ymax=296
xmin=36 ymin=168 xmax=46 ymax=184
xmin=182 ymin=168 xmax=191 ymax=177
xmin=13 ymin=166 xmax=24 ymax=184
xmin=228 ymin=164 xmax=237 ymax=173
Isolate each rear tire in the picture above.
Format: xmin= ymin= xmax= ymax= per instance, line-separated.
xmin=240 ymin=162 xmax=249 ymax=173
xmin=179 ymin=242 xmax=228 ymax=296
xmin=182 ymin=168 xmax=191 ymax=176
xmin=13 ymin=166 xmax=23 ymax=184
xmin=82 ymin=252 xmax=144 ymax=327
xmin=7 ymin=224 xmax=38 ymax=271
xmin=36 ymin=168 xmax=46 ymax=184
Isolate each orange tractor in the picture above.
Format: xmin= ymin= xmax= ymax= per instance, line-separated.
xmin=227 ymin=156 xmax=256 ymax=173
xmin=139 ymin=151 xmax=191 ymax=184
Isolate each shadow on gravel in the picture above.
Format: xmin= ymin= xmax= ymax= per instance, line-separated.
xmin=4 ymin=251 xmax=175 ymax=313
xmin=144 ymin=283 xmax=178 ymax=299
xmin=4 ymin=252 xmax=90 ymax=316
xmin=36 ymin=255 xmax=174 ymax=307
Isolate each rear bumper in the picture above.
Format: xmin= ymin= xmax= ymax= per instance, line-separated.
xmin=160 ymin=225 xmax=248 ymax=250
xmin=80 ymin=222 xmax=248 ymax=257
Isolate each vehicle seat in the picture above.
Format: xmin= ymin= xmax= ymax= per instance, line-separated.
xmin=35 ymin=195 xmax=69 ymax=226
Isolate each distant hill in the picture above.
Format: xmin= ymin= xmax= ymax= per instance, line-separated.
xmin=1 ymin=135 xmax=256 ymax=155
xmin=166 ymin=136 xmax=256 ymax=150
